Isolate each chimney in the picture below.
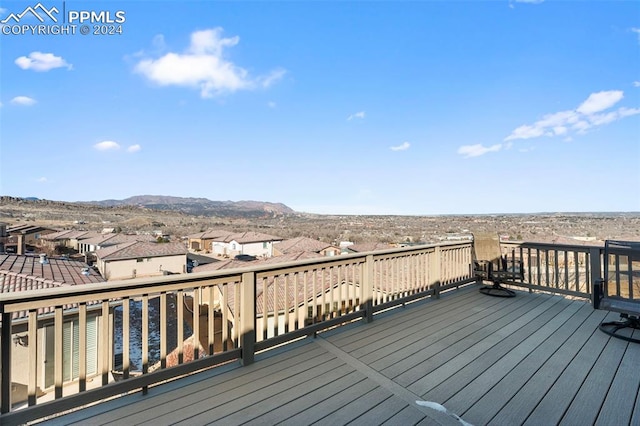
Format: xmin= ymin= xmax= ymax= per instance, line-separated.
xmin=17 ymin=233 xmax=25 ymax=255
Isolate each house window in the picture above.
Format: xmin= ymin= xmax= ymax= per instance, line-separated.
xmin=45 ymin=316 xmax=98 ymax=388
xmin=137 ymin=258 xmax=143 ymax=262
xmin=263 ymin=242 xmax=267 ymax=249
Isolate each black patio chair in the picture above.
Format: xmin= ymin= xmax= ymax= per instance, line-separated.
xmin=473 ymin=233 xmax=523 ymax=298
xmin=594 ymin=240 xmax=640 ymax=344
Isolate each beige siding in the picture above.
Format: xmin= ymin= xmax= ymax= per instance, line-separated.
xmin=102 ymin=255 xmax=186 ymax=280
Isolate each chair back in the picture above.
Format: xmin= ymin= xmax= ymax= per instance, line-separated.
xmin=600 ymin=240 xmax=640 ymax=315
xmin=472 ymin=232 xmax=504 ymax=266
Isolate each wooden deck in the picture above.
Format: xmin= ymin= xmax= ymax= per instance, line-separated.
xmin=40 ymin=284 xmax=640 ymax=426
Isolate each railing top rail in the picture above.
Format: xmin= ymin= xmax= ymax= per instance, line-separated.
xmin=500 ymin=240 xmax=604 ymax=252
xmin=0 ymin=241 xmax=472 ymax=307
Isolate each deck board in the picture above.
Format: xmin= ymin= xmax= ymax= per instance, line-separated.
xmin=495 ymin=311 xmax=614 ymax=426
xmin=39 ymin=285 xmax=640 ymax=426
xmin=403 ymin=294 xmax=562 ymax=392
xmin=459 ymin=302 xmax=599 ymax=425
xmin=378 ymin=293 xmax=544 ymax=380
xmin=437 ymin=299 xmax=586 ymax=414
xmin=352 ymin=291 xmax=513 ymax=366
xmin=595 ymin=328 xmax=640 ymax=425
xmin=137 ymin=353 xmax=341 ymax=425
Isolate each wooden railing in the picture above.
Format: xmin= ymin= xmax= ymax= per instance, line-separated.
xmin=500 ymin=241 xmax=601 ymax=300
xmin=0 ymin=241 xmax=474 ymax=425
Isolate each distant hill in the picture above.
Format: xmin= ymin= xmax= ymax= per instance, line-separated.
xmin=82 ymin=195 xmax=295 ymax=217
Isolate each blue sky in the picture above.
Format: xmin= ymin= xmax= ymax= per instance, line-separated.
xmin=1 ymin=0 xmax=639 ymax=215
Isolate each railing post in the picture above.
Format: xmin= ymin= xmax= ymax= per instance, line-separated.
xmin=433 ymin=246 xmax=441 ymax=299
xmin=589 ymin=247 xmax=603 ymax=308
xmin=240 ymin=271 xmax=256 ymax=366
xmin=363 ymin=255 xmax=374 ymax=324
xmin=1 ymin=311 xmax=11 ymax=414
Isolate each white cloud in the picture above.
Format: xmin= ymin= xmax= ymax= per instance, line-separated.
xmin=127 ymin=144 xmax=141 ymax=153
xmin=347 ymin=111 xmax=366 ymax=121
xmin=505 ymin=89 xmax=635 ymax=142
xmin=36 ymin=177 xmax=47 ymax=183
xmin=633 ymin=81 xmax=640 ymax=88
xmin=134 ymin=28 xmax=285 ymax=98
xmin=576 ymin=90 xmax=623 ymax=115
xmin=632 ymin=28 xmax=640 ymax=43
xmin=552 ymin=126 xmax=568 ymax=136
xmin=505 ymin=124 xmax=546 ymax=141
xmin=258 ymin=68 xmax=286 ymax=88
xmin=94 ymin=141 xmax=120 ymax=151
xmin=457 ymin=144 xmax=502 ymax=158
xmin=267 ymin=101 xmax=276 ymax=108
xmin=390 ymin=142 xmax=410 ymax=151
xmin=15 ymin=52 xmax=72 ymax=71
xmin=619 ymin=107 xmax=640 ymax=117
xmin=10 ymin=96 xmax=36 ymax=106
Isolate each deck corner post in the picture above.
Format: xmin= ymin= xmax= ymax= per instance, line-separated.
xmin=433 ymin=246 xmax=442 ymax=299
xmin=589 ymin=247 xmax=602 ymax=304
xmin=363 ymin=254 xmax=374 ymax=323
xmin=240 ymin=271 xmax=256 ymax=366
xmin=1 ymin=311 xmax=12 ymax=414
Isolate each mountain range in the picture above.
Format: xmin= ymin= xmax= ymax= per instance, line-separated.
xmin=82 ymin=195 xmax=295 ymax=217
xmin=1 ymin=195 xmax=295 ymax=218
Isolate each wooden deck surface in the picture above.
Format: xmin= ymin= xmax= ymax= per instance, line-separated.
xmin=42 ymin=285 xmax=640 ymax=426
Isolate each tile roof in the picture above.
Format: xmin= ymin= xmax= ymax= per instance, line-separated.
xmin=96 ymin=241 xmax=188 ymax=261
xmin=274 ymin=237 xmax=333 ymax=254
xmin=346 ymin=242 xmax=395 ymax=253
xmin=41 ymin=230 xmax=93 ymax=241
xmin=0 ymin=254 xmax=104 ymax=286
xmin=260 ymin=251 xmax=325 ymax=264
xmin=187 ymin=230 xmax=234 ymax=240
xmin=225 ymin=231 xmax=282 ymax=244
xmin=7 ymin=224 xmax=56 ymax=234
xmin=0 ymin=254 xmax=105 ymax=321
xmin=81 ymin=233 xmax=156 ymax=247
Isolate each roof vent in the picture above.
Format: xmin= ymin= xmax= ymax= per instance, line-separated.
xmin=39 ymin=253 xmax=49 ymax=264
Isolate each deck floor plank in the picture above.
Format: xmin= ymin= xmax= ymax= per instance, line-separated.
xmin=460 ymin=302 xmax=602 ymax=425
xmin=377 ymin=293 xmax=544 ymax=380
xmin=345 ymin=395 xmax=410 ymax=426
xmin=417 ymin=295 xmax=576 ymax=403
xmin=242 ymin=371 xmax=365 ymax=426
xmin=493 ymin=311 xmax=615 ymax=426
xmin=137 ymin=354 xmax=343 ymax=426
xmin=206 ymin=363 xmax=357 ymax=425
xmin=326 ymin=286 xmax=479 ymax=346
xmin=65 ymin=340 xmax=324 ymax=426
xmin=381 ymin=405 xmax=428 ymax=426
xmin=558 ymin=329 xmax=631 ymax=425
xmin=99 ymin=348 xmax=333 ymax=426
xmin=404 ymin=295 xmax=563 ymax=393
xmin=439 ymin=299 xmax=588 ymax=415
xmin=595 ymin=328 xmax=640 ymax=426
xmin=333 ymin=288 xmax=500 ymax=358
xmin=38 ymin=286 xmax=640 ymax=426
xmin=277 ymin=379 xmax=382 ymax=426
xmin=310 ymin=387 xmax=393 ymax=425
xmin=352 ymin=292 xmax=519 ymax=366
